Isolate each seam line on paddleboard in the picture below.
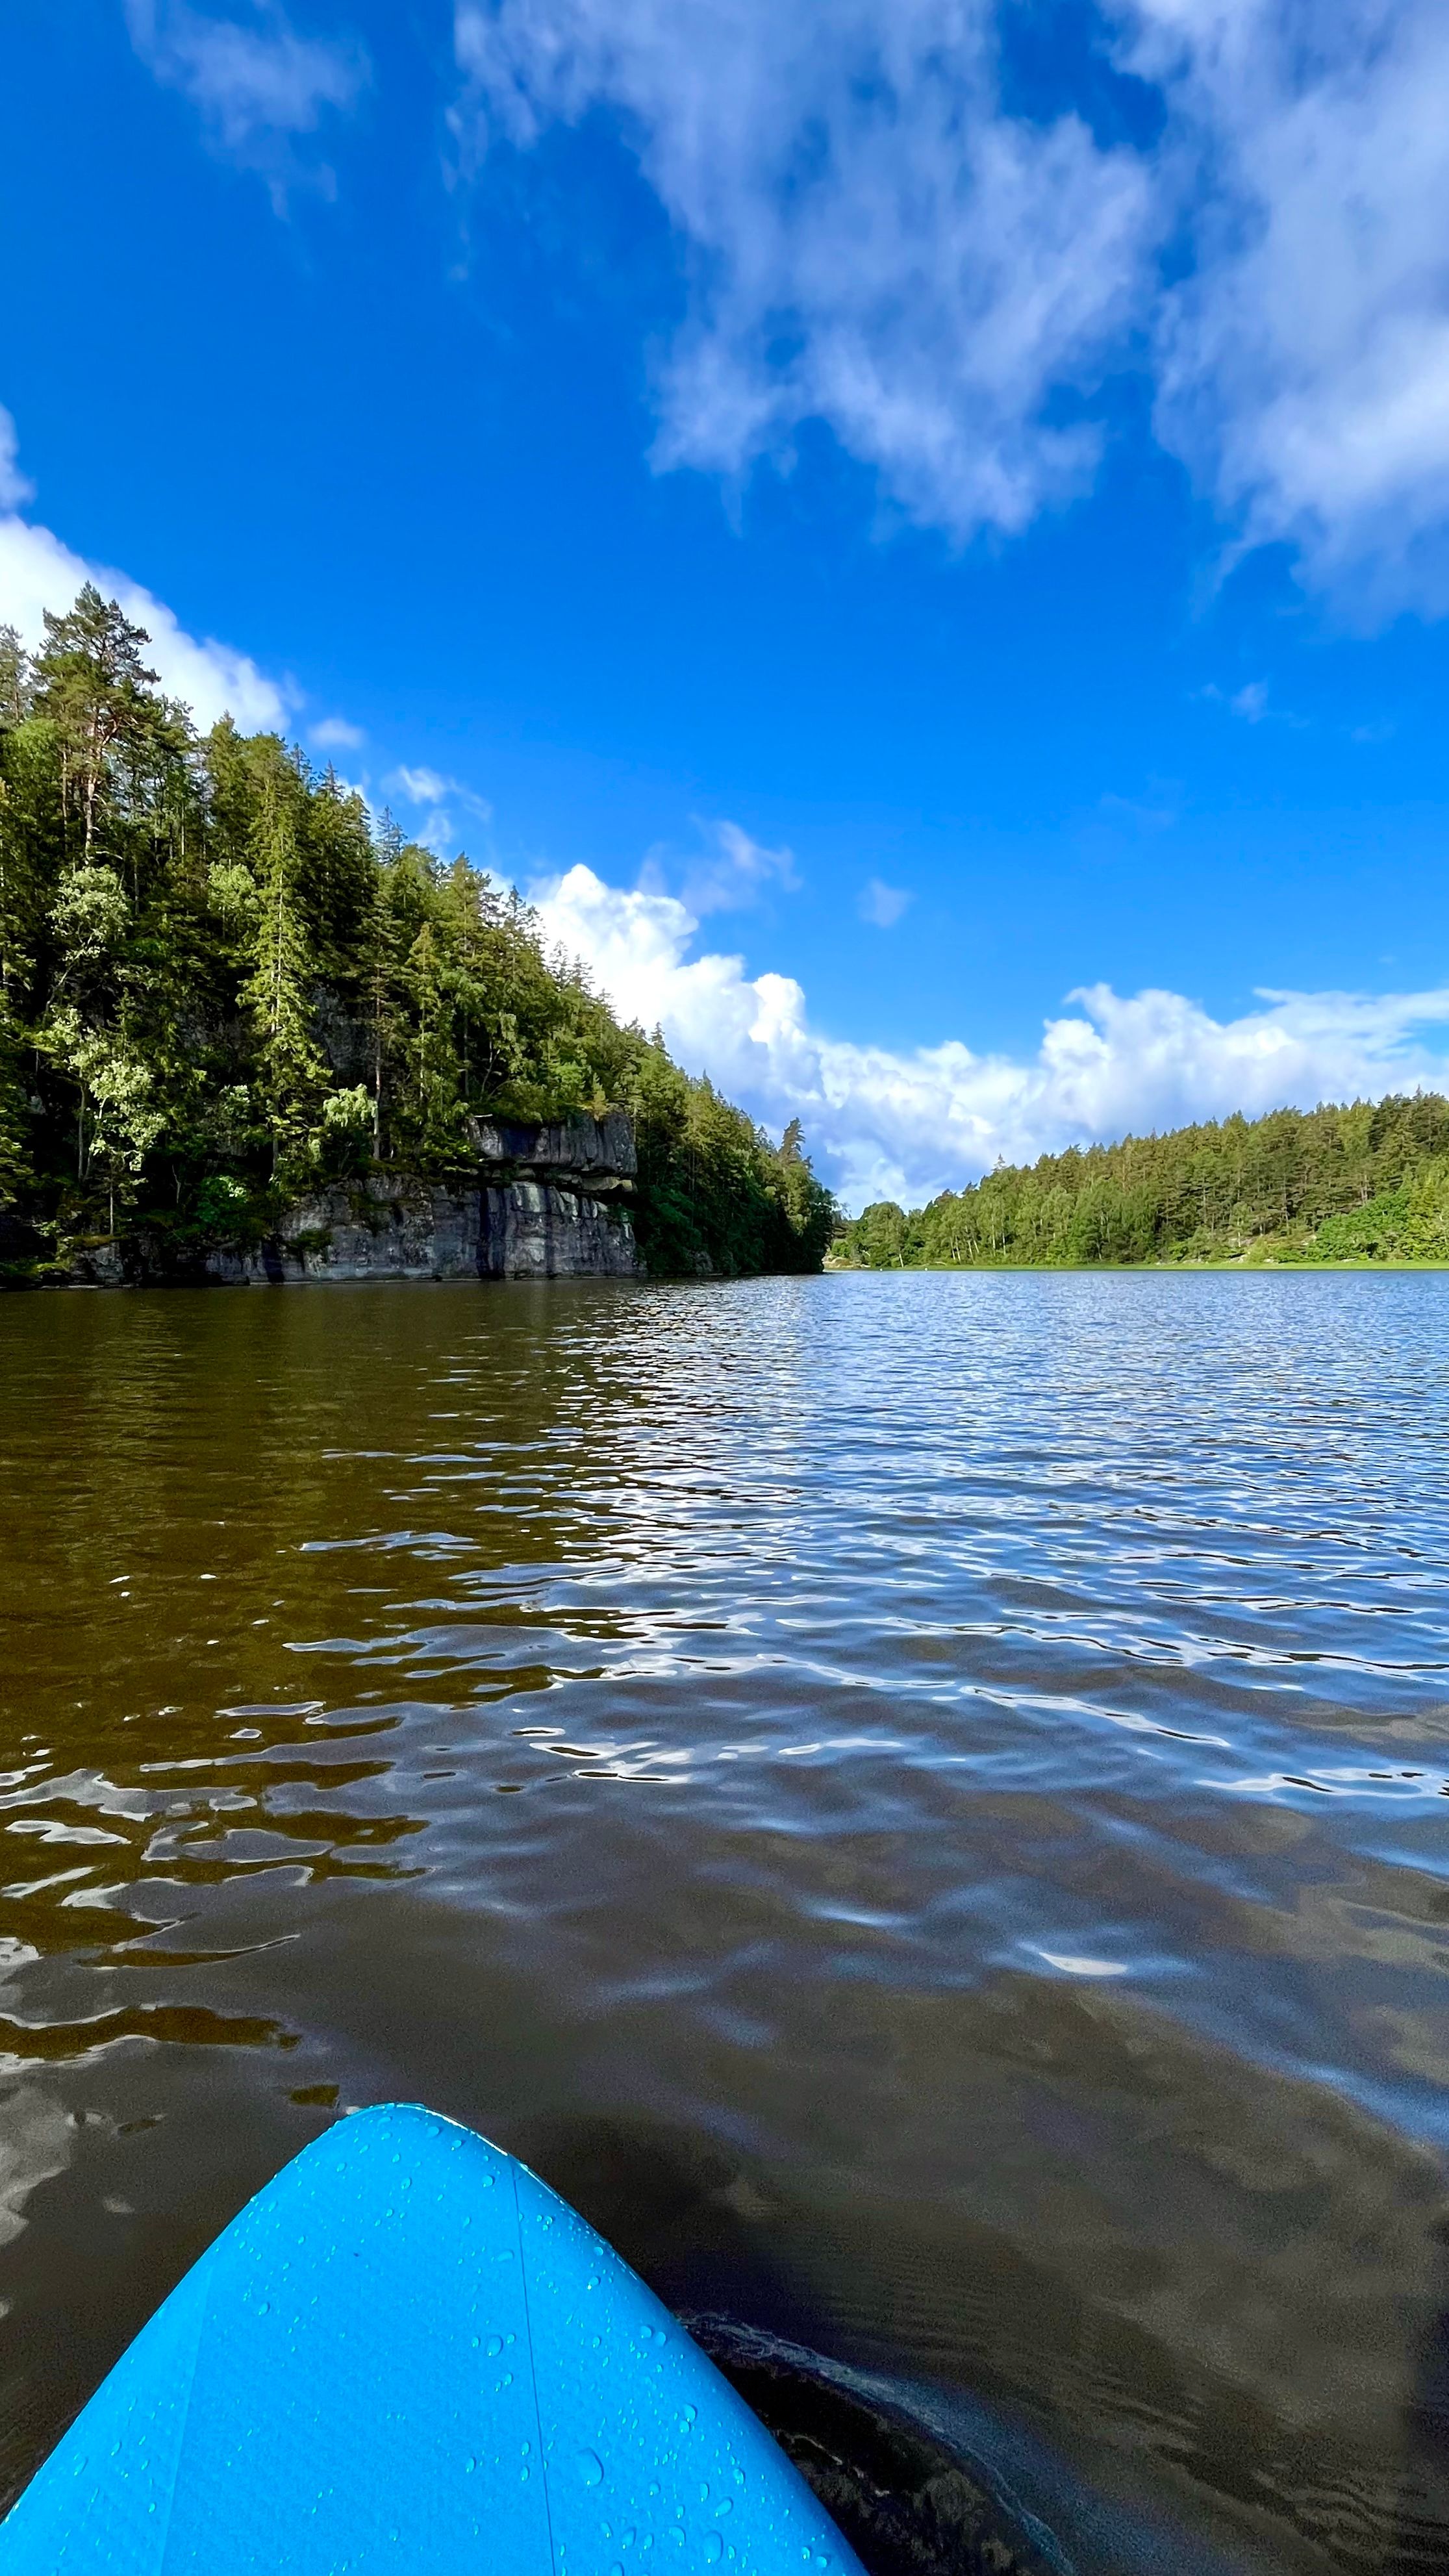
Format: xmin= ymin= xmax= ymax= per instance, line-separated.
xmin=510 ymin=2158 xmax=560 ymax=2576
xmin=155 ymin=2260 xmax=209 ymax=2576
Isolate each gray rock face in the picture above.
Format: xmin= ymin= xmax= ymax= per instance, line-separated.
xmin=29 ymin=1113 xmax=643 ymax=1288
xmin=468 ymin=1109 xmax=637 ymax=1185
xmin=201 ymin=1174 xmax=638 ymax=1285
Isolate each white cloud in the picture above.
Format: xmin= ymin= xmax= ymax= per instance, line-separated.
xmin=456 ymin=0 xmax=1449 ymax=618
xmin=859 ymin=876 xmax=913 ymax=928
xmin=126 ymin=0 xmax=366 ymax=197
xmin=456 ymin=0 xmax=1156 ymax=540
xmin=651 ymin=817 xmax=799 ymax=916
xmin=1131 ymin=0 xmax=1449 ymax=618
xmin=384 ymin=765 xmax=492 ymax=818
xmin=310 ymin=714 xmax=364 ymax=750
xmin=0 ymin=490 xmax=289 ymax=733
xmin=382 ymin=764 xmax=492 ymax=855
xmin=533 ymin=860 xmax=1449 ymax=1208
xmin=386 ymin=766 xmax=455 ymax=807
xmin=0 ymin=408 xmax=34 ymax=514
xmin=1200 ymin=676 xmax=1307 ymax=727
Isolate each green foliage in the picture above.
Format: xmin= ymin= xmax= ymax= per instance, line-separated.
xmin=833 ymin=1096 xmax=1449 ymax=1270
xmin=0 ymin=587 xmax=834 ymax=1277
xmin=627 ymin=1055 xmax=835 ymax=1278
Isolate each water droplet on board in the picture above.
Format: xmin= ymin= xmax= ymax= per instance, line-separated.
xmin=486 ymin=2335 xmax=503 ymax=2357
xmin=703 ymin=2540 xmax=723 ymax=2566
xmin=577 ymin=2449 xmax=605 ymax=2487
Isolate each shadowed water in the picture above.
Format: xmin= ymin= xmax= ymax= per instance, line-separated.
xmin=1 ymin=1273 xmax=1446 ymax=2573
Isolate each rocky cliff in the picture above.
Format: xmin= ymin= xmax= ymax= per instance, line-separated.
xmin=58 ymin=1114 xmax=642 ymax=1287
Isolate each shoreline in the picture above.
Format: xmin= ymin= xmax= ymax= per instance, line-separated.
xmin=824 ymin=1257 xmax=1449 ymax=1274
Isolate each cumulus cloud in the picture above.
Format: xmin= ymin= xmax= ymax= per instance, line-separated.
xmin=859 ymin=877 xmax=913 ymax=928
xmin=533 ymin=861 xmax=1449 ymax=1207
xmin=310 ymin=713 xmax=364 ymax=750
xmin=455 ymin=0 xmax=1449 ymax=617
xmin=126 ymin=0 xmax=367 ymax=198
xmin=0 ymin=451 xmax=290 ymax=731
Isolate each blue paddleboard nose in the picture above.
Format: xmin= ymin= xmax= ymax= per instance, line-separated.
xmin=0 ymin=2102 xmax=865 ymax=2576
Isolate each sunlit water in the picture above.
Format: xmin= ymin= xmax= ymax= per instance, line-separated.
xmin=1 ymin=1274 xmax=1446 ymax=2573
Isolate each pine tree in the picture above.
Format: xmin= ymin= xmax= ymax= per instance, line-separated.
xmin=242 ymin=757 xmax=325 ymax=1181
xmin=0 ymin=582 xmax=840 ymax=1280
xmin=32 ymin=585 xmax=160 ymax=866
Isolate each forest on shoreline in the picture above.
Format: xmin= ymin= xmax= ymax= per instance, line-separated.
xmin=0 ymin=589 xmax=834 ymax=1283
xmin=834 ymin=1092 xmax=1449 ymax=1270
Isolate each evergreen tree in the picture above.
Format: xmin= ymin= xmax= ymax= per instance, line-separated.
xmin=32 ymin=585 xmax=163 ymax=867
xmin=833 ymin=1094 xmax=1449 ymax=1270
xmin=0 ymin=581 xmax=837 ymax=1276
xmin=242 ymin=755 xmax=325 ymax=1180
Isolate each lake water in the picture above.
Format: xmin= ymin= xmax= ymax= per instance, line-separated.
xmin=1 ymin=1273 xmax=1447 ymax=2573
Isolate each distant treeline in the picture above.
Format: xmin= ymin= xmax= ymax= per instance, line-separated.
xmin=835 ymin=1093 xmax=1449 ymax=1269
xmin=0 ymin=587 xmax=834 ymax=1280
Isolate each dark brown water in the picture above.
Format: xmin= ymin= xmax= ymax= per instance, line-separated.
xmin=2 ymin=1274 xmax=1447 ymax=2574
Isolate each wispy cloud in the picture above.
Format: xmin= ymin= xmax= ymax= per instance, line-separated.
xmin=648 ymin=817 xmax=799 ymax=918
xmin=0 ymin=408 xmax=288 ymax=731
xmin=1133 ymin=0 xmax=1449 ymax=622
xmin=309 ymin=714 xmax=365 ymax=751
xmin=456 ymin=0 xmax=1154 ymax=542
xmin=383 ymin=764 xmax=490 ymax=816
xmin=125 ymin=0 xmax=367 ymax=201
xmin=455 ymin=1 xmax=1449 ymax=620
xmin=1200 ymin=677 xmax=1306 ymax=728
xmin=1098 ymin=787 xmax=1178 ymax=831
xmin=0 ymin=407 xmax=34 ymax=514
xmin=533 ymin=860 xmax=1449 ymax=1208
xmin=858 ymin=877 xmax=913 ymax=929
xmin=382 ymin=764 xmax=493 ymax=855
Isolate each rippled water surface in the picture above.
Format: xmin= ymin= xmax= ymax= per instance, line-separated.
xmin=3 ymin=1274 xmax=1448 ymax=2572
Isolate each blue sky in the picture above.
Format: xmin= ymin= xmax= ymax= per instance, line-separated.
xmin=4 ymin=1 xmax=1449 ymax=1204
